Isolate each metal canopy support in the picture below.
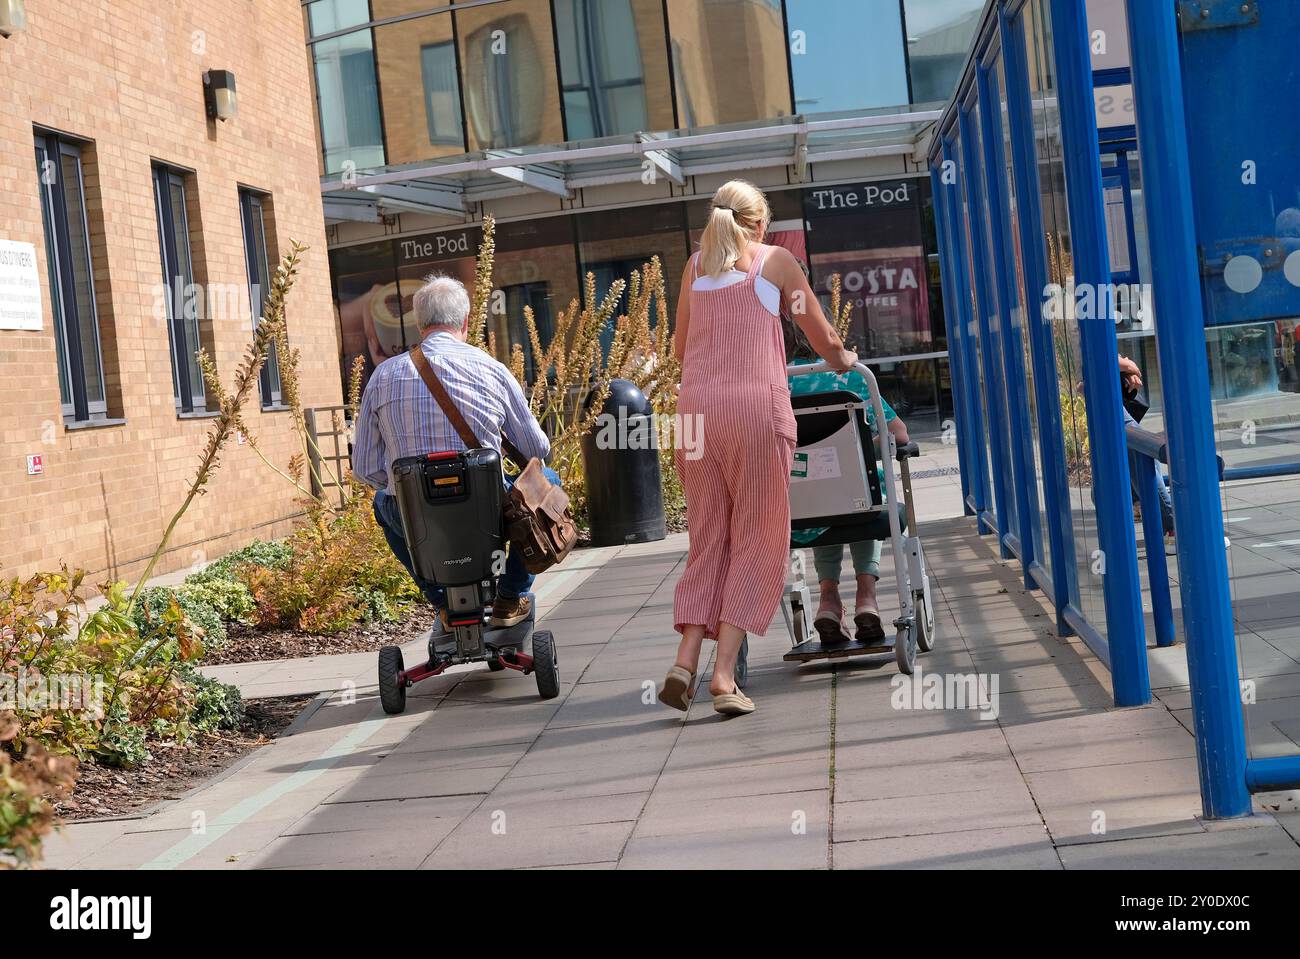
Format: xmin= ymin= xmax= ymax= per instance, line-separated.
xmin=488 ymin=163 xmax=572 ymax=198
xmin=1125 ymin=0 xmax=1249 ymax=817
xmin=322 ymin=198 xmax=383 ymax=223
xmin=637 ymin=134 xmax=685 ymax=185
xmin=1049 ymin=0 xmax=1149 ymax=708
xmin=357 ymin=183 xmax=465 ymax=217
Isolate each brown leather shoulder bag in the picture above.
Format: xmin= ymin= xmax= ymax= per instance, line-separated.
xmin=408 ymin=346 xmax=577 ymax=574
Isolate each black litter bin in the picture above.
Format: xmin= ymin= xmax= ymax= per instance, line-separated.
xmin=581 ymin=378 xmax=667 ymax=547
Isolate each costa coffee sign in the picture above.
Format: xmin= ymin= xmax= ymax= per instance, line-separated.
xmin=805 ymin=179 xmax=916 ymax=215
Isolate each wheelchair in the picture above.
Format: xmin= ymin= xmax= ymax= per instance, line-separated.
xmin=376 ymin=448 xmax=560 ymax=714
xmin=736 ymin=360 xmax=936 ymax=679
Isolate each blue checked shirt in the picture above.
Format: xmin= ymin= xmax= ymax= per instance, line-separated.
xmin=352 ymin=332 xmax=550 ymax=493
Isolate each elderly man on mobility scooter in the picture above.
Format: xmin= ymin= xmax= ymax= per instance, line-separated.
xmin=352 ymin=274 xmax=569 ymax=711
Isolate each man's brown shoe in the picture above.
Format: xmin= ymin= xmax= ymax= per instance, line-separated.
xmin=490 ymin=595 xmax=531 ymax=627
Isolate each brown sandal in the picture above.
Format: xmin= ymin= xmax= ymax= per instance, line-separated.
xmin=659 ymin=665 xmax=696 ymax=712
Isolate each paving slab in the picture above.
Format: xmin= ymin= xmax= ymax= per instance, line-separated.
xmin=49 ymin=503 xmax=1300 ymax=869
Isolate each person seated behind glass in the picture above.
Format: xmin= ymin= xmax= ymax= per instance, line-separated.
xmin=351 ymin=274 xmax=559 ymax=631
xmin=784 ymin=320 xmax=909 ymax=644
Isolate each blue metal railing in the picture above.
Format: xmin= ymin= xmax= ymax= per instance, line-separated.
xmin=1123 ymin=424 xmax=1177 ymax=650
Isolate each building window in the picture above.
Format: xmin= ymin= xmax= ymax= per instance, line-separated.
xmin=902 ymin=0 xmax=985 ymax=105
xmin=554 ymin=0 xmax=650 ymax=139
xmin=36 ymin=132 xmax=108 ymax=423
xmin=665 ymin=0 xmax=791 ymax=127
xmin=456 ymin=1 xmax=565 ymax=151
xmin=313 ymin=28 xmax=386 ymax=174
xmin=153 ymin=164 xmax=206 ymax=414
xmin=240 ymin=189 xmax=283 ymax=408
xmin=786 ymin=0 xmax=910 ymax=113
xmin=306 ymin=0 xmax=372 ymax=37
xmin=421 ymin=40 xmax=464 ymax=146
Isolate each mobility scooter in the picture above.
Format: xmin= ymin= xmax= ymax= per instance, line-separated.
xmin=376 ymin=447 xmax=560 ymax=714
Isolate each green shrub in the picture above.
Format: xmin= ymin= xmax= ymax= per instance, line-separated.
xmin=243 ymin=489 xmax=418 ymax=634
xmin=188 ymin=539 xmax=292 ymax=586
xmin=1 ymin=713 xmax=78 ymax=870
xmin=180 ymin=665 xmax=244 ymax=734
xmin=94 ymin=708 xmax=151 ymax=768
xmin=180 ymin=578 xmax=256 ymax=625
xmin=132 ymin=585 xmax=227 ymax=651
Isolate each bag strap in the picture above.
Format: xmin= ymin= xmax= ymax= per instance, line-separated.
xmin=408 ymin=345 xmax=528 ymax=467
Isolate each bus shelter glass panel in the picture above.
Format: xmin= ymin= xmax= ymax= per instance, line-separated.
xmin=968 ymin=93 xmax=1023 ymax=552
xmin=957 ymin=134 xmax=998 ymax=528
xmin=1024 ymin=0 xmax=1097 ymax=627
xmin=1176 ymin=3 xmax=1300 ymax=762
xmin=990 ymin=52 xmax=1049 ymax=584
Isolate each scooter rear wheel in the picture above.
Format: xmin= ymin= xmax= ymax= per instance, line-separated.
xmin=532 ymin=630 xmax=560 ymax=699
xmin=378 ymin=646 xmax=406 ymax=715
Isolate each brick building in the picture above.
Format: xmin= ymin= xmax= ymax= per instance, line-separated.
xmin=0 ymin=1 xmax=341 ymax=581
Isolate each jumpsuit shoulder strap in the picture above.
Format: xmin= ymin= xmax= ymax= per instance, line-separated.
xmin=746 ymin=243 xmax=770 ymax=280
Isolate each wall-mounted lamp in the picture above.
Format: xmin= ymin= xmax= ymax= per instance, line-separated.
xmin=203 ymin=69 xmax=237 ymax=122
xmin=0 ymin=0 xmax=28 ymax=38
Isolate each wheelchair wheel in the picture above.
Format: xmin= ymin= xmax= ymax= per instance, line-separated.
xmin=735 ymin=636 xmax=749 ymax=690
xmin=532 ymin=630 xmax=560 ymax=699
xmin=894 ymin=624 xmax=917 ymax=675
xmin=915 ymin=586 xmax=936 ymax=653
xmin=792 ymin=605 xmax=808 ymax=647
xmin=378 ymin=646 xmax=406 ymax=715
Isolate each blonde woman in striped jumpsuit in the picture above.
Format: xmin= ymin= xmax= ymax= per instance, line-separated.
xmin=660 ymin=180 xmax=857 ymax=716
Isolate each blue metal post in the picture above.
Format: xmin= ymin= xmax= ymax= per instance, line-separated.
xmin=958 ymin=107 xmax=1015 ymax=557
xmin=942 ymin=138 xmax=994 ymax=527
xmin=931 ymin=164 xmax=974 ymax=514
xmin=1001 ymin=3 xmax=1078 ymax=630
xmin=1048 ymin=0 xmax=1149 ymax=707
xmin=1132 ymin=453 xmax=1175 ymax=648
xmin=977 ymin=54 xmax=1041 ymax=591
xmin=1124 ymin=0 xmax=1249 ymax=817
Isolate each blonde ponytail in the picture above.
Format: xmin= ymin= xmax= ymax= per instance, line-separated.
xmin=698 ymin=180 xmax=770 ymax=277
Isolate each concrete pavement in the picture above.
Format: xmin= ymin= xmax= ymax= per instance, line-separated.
xmin=41 ymin=439 xmax=1300 ymax=869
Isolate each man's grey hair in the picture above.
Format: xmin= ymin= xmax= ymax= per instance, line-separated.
xmin=412 ymin=273 xmax=471 ymax=331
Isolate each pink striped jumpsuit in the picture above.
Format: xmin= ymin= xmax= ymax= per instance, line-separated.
xmin=673 ymin=245 xmax=797 ymax=639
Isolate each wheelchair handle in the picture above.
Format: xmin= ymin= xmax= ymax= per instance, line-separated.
xmin=785 ymin=359 xmax=872 ymax=379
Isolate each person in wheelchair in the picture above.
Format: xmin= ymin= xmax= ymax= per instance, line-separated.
xmin=352 ymin=274 xmax=559 ymax=631
xmin=784 ymin=323 xmax=910 ymax=644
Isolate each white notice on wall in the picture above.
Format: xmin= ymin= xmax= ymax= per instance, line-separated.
xmin=790 ymin=446 xmax=841 ymax=483
xmin=0 ymin=241 xmax=43 ymax=331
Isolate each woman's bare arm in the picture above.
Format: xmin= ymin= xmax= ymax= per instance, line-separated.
xmin=768 ymin=247 xmax=857 ymax=372
xmin=673 ymin=260 xmax=693 ymax=365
